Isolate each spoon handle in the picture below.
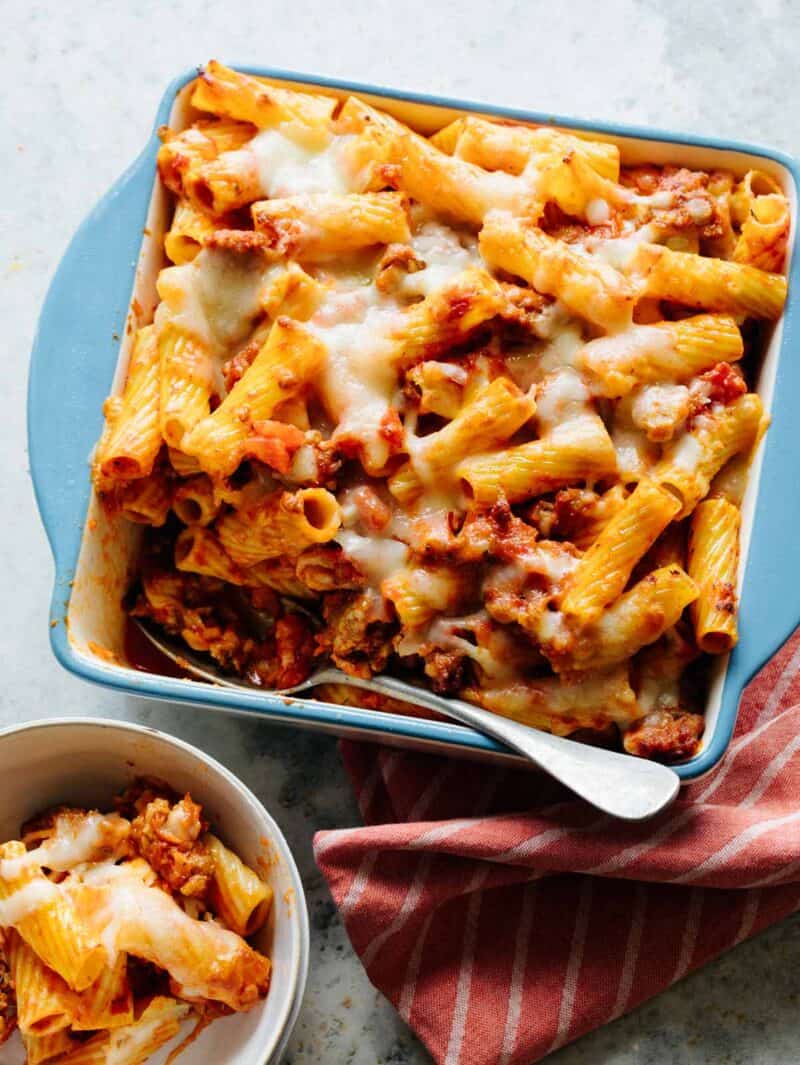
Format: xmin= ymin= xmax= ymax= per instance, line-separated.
xmin=130 ymin=625 xmax=679 ymax=821
xmin=333 ymin=672 xmax=680 ymax=821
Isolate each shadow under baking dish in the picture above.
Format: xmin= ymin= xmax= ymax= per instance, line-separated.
xmin=28 ymin=65 xmax=800 ymax=783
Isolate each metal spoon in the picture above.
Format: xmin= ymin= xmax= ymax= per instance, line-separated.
xmin=135 ymin=619 xmax=679 ymax=820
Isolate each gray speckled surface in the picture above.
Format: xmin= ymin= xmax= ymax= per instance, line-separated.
xmin=3 ymin=2 xmax=800 ymax=1061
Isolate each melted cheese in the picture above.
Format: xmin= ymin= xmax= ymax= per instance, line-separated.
xmin=587 ymin=223 xmax=658 ymax=271
xmin=117 ymin=95 xmax=768 ymax=725
xmin=585 ymin=197 xmax=611 ymax=226
xmin=249 ymin=128 xmax=355 ymax=197
xmin=611 ymin=423 xmax=655 ymax=480
xmin=104 ymin=1000 xmax=191 ymax=1065
xmin=631 ymin=383 xmax=690 ymax=440
xmin=0 ymin=813 xmax=129 ymax=879
xmin=536 ymin=368 xmax=591 ymax=432
xmin=0 ymin=877 xmax=60 ymax=926
xmin=157 ymin=248 xmax=267 ymax=358
xmin=309 ymin=285 xmax=406 ymax=470
xmin=581 ymin=323 xmax=676 ymax=392
xmin=400 ymin=221 xmax=481 ymax=299
xmin=78 ymin=861 xmax=252 ymax=1003
xmin=335 ymin=529 xmax=409 ymax=586
xmin=669 ymin=429 xmax=704 ymax=471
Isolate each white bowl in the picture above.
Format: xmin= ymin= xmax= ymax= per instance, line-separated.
xmin=0 ymin=718 xmax=309 ymax=1065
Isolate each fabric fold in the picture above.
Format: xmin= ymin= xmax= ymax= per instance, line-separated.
xmin=315 ymin=629 xmax=800 ymax=1065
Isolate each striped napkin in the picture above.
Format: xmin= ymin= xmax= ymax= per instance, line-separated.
xmin=314 ymin=629 xmax=800 ymax=1065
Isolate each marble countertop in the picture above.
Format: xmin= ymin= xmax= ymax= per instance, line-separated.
xmin=4 ymin=1 xmax=800 ymax=1061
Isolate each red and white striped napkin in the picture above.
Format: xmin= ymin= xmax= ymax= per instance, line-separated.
xmin=314 ymin=629 xmax=800 ymax=1065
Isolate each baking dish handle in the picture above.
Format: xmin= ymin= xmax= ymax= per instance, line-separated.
xmin=27 ymin=136 xmax=160 ymax=572
xmin=725 ymin=286 xmax=800 ymax=690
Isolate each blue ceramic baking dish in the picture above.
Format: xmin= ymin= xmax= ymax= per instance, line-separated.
xmin=28 ymin=65 xmax=800 ymax=781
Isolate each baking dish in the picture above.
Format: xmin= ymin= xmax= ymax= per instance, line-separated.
xmin=28 ymin=65 xmax=800 ymax=782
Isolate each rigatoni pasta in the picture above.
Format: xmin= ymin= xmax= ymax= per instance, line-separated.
xmin=0 ymin=780 xmax=274 ymax=1064
xmin=93 ymin=61 xmax=790 ymax=762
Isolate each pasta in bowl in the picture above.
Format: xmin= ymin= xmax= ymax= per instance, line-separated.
xmin=86 ymin=62 xmax=790 ymax=765
xmin=0 ymin=719 xmax=308 ymax=1065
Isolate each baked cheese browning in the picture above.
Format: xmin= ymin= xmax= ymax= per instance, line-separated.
xmin=0 ymin=934 xmax=14 ymax=1047
xmin=0 ymin=781 xmax=275 ymax=1064
xmin=93 ymin=62 xmax=790 ymax=763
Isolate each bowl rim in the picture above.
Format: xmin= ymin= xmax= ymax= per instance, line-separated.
xmin=0 ymin=716 xmax=310 ymax=1065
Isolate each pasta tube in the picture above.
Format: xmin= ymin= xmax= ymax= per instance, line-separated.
xmin=173 ymin=474 xmax=221 ymax=527
xmin=734 ymin=193 xmax=790 ymax=272
xmin=395 ymin=377 xmax=535 ymax=502
xmin=54 ymin=997 xmax=191 ymax=1065
xmin=0 ymin=842 xmax=105 ymax=992
xmin=23 ymin=1029 xmax=75 ymax=1065
xmin=75 ymin=859 xmax=271 ymax=1011
xmin=116 ymin=469 xmax=173 ymax=527
xmin=183 ymin=318 xmax=326 ymax=478
xmin=337 ymin=97 xmax=537 ymax=224
xmin=687 ymin=497 xmax=741 ymax=653
xmin=632 ymin=243 xmax=787 ymax=319
xmin=479 ymin=212 xmax=636 ymax=330
xmin=175 ymin=527 xmax=245 ymax=584
xmin=217 ymin=488 xmax=341 ymax=566
xmin=391 ymin=267 xmax=508 ymax=367
xmin=580 ymin=314 xmax=743 ymax=398
xmin=405 ymin=361 xmax=465 ymax=419
xmin=252 ymin=191 xmax=410 ymax=259
xmin=561 ymin=479 xmax=681 ymax=626
xmin=464 ymin=666 xmax=639 ymax=736
xmin=193 ymin=60 xmax=336 ymax=130
xmin=567 ymin=484 xmax=629 ymax=551
xmin=652 ymin=393 xmax=764 ymax=518
xmin=382 ymin=565 xmax=470 ymax=630
xmin=6 ymin=930 xmax=72 ymax=1036
xmin=164 ymin=199 xmax=218 ymax=264
xmin=93 ymin=326 xmax=161 ymax=482
xmin=157 ymin=118 xmax=254 ymax=197
xmin=552 ymin=565 xmax=698 ymax=673
xmin=205 ymin=834 xmax=273 ymax=937
xmin=458 ymin=414 xmax=617 ymax=504
xmin=438 ymin=115 xmax=620 ymax=181
xmin=158 ymin=321 xmax=215 ymax=449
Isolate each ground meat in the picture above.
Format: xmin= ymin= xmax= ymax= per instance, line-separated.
xmin=0 ymin=934 xmax=15 ymax=1047
xmin=242 ymin=420 xmax=306 ymax=474
xmin=347 ymin=486 xmax=392 ymax=533
xmin=549 ymin=488 xmax=603 ymax=542
xmin=295 ymin=545 xmax=364 ymax=592
xmin=222 ymin=338 xmax=261 ymax=391
xmin=694 ymin=362 xmax=748 ymax=412
xmin=318 ymin=590 xmax=397 ymax=677
xmin=248 ymin=614 xmax=316 ymax=689
xmin=538 ymin=201 xmax=622 ymax=243
xmin=130 ymin=796 xmax=215 ymax=898
xmin=133 ymin=568 xmax=267 ymax=677
xmin=623 ymin=709 xmax=705 ymax=761
xmin=115 ymin=777 xmax=179 ymax=819
xmin=621 ymin=165 xmax=722 ymax=239
xmin=375 ymin=242 xmax=426 ymax=294
xmin=423 ymin=648 xmax=468 ymax=694
xmin=202 ymin=229 xmax=269 ymax=255
xmin=378 ymin=408 xmax=404 ymax=450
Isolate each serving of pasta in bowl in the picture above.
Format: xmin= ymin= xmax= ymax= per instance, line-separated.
xmin=28 ymin=62 xmax=799 ymax=781
xmin=0 ymin=718 xmax=309 ymax=1065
